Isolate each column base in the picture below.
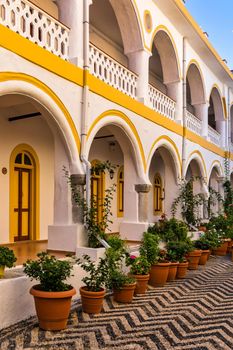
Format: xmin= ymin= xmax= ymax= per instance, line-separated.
xmin=76 ymin=247 xmax=105 ymax=261
xmin=48 ymin=224 xmax=87 ymax=252
xmin=120 ymin=222 xmax=149 ymax=241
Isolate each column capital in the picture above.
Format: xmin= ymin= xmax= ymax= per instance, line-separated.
xmin=135 ymin=184 xmax=151 ymax=193
xmin=70 ymin=174 xmax=86 ymax=186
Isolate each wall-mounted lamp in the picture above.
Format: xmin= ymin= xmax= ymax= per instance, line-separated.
xmin=109 ymin=169 xmax=114 ymax=180
xmin=109 ymin=141 xmax=116 ymax=152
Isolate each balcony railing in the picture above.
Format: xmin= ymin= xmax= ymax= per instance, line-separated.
xmin=186 ymin=110 xmax=202 ymax=136
xmin=208 ymin=126 xmax=221 ymax=147
xmin=148 ymin=84 xmax=176 ymax=120
xmin=0 ymin=0 xmax=69 ymax=59
xmin=89 ymin=44 xmax=137 ymax=99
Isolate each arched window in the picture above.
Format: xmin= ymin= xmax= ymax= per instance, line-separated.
xmin=154 ymin=173 xmax=163 ymax=214
xmin=117 ymin=166 xmax=124 ymax=217
xmin=91 ymin=160 xmax=105 ymax=223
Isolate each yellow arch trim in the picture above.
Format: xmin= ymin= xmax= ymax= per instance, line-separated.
xmin=186 ymin=59 xmax=206 ymax=101
xmin=9 ymin=144 xmax=40 ymax=243
xmin=0 ymin=72 xmax=81 ymax=152
xmin=209 ymin=160 xmax=224 ymax=178
xmin=209 ymin=83 xmax=227 ymax=119
xmin=186 ymin=150 xmax=207 ymax=178
xmin=87 ymin=109 xmax=146 ymax=172
xmin=149 ymin=25 xmax=181 ymax=79
xmin=147 ymin=135 xmax=182 ymax=175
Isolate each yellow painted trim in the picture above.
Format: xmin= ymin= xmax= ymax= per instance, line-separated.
xmin=87 ymin=73 xmax=183 ymax=136
xmin=144 ymin=10 xmax=153 ymax=34
xmin=117 ymin=166 xmax=124 ymax=218
xmin=186 ymin=150 xmax=207 ymax=178
xmin=87 ymin=109 xmax=147 ymax=172
xmin=90 ymin=159 xmax=105 ymax=223
xmin=209 ymin=160 xmax=224 ymax=178
xmin=173 ymin=0 xmax=233 ymax=81
xmin=9 ymin=144 xmax=40 ymax=243
xmin=186 ymin=59 xmax=206 ymax=100
xmin=0 ymin=72 xmax=81 ymax=153
xmin=222 ymin=97 xmax=227 ymax=119
xmin=185 ymin=129 xmax=225 ymax=158
xmin=147 ymin=135 xmax=182 ymax=175
xmin=149 ymin=24 xmax=181 ymax=79
xmin=0 ymin=24 xmax=83 ymax=87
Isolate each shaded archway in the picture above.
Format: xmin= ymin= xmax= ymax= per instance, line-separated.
xmin=149 ymin=29 xmax=180 ymax=100
xmin=90 ymin=0 xmax=143 ymax=67
xmin=208 ymin=87 xmax=224 ymax=133
xmin=186 ymin=62 xmax=205 ymax=120
xmin=208 ymin=165 xmax=223 ymax=216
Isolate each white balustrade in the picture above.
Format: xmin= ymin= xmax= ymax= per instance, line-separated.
xmin=186 ymin=110 xmax=202 ymax=135
xmin=208 ymin=126 xmax=221 ymax=146
xmin=148 ymin=84 xmax=176 ymax=120
xmin=89 ymin=43 xmax=137 ymax=98
xmin=0 ymin=0 xmax=69 ymax=59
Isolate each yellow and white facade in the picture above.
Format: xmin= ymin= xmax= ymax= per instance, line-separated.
xmin=0 ymin=0 xmax=233 ymax=249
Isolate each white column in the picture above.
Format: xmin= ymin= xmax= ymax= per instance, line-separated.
xmin=56 ymin=0 xmax=92 ymax=67
xmin=126 ymin=49 xmax=151 ymax=104
xmin=167 ymin=80 xmax=182 ymax=123
xmin=193 ymin=102 xmax=209 ymax=138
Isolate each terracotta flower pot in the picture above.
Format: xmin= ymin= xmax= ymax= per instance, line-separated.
xmin=207 ymin=249 xmax=212 ymax=260
xmin=149 ymin=262 xmax=171 ymax=287
xmin=199 ymin=250 xmax=210 ymax=265
xmin=133 ymin=274 xmax=150 ymax=295
xmin=187 ymin=250 xmax=201 ymax=270
xmin=0 ymin=265 xmax=5 ymax=278
xmin=227 ymin=240 xmax=233 ymax=253
xmin=30 ymin=285 xmax=76 ymax=330
xmin=213 ymin=241 xmax=229 ymax=256
xmin=199 ymin=226 xmax=207 ymax=232
xmin=80 ymin=286 xmax=105 ymax=314
xmin=113 ymin=283 xmax=136 ymax=303
xmin=176 ymin=261 xmax=189 ymax=279
xmin=167 ymin=262 xmax=179 ymax=282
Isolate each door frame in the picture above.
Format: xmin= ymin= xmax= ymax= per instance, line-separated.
xmin=9 ymin=144 xmax=40 ymax=243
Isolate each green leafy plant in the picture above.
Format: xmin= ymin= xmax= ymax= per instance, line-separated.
xmin=0 ymin=246 xmax=17 ymax=267
xmin=128 ymin=255 xmax=151 ymax=275
xmin=108 ymin=270 xmax=135 ymax=290
xmin=203 ymin=229 xmax=222 ymax=249
xmin=139 ymin=232 xmax=160 ymax=265
xmin=150 ymin=217 xmax=189 ymax=243
xmin=207 ymin=186 xmax=223 ymax=218
xmin=206 ymin=214 xmax=232 ymax=238
xmin=194 ymin=237 xmax=211 ymax=250
xmin=65 ymin=162 xmax=116 ymax=248
xmin=23 ymin=252 xmax=73 ymax=292
xmin=171 ymin=177 xmax=205 ymax=227
xmin=76 ymin=254 xmax=109 ymax=292
xmin=166 ymin=241 xmax=193 ymax=262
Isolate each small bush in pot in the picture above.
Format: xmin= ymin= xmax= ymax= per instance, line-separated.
xmin=76 ymin=254 xmax=109 ymax=314
xmin=194 ymin=236 xmax=211 ymax=265
xmin=0 ymin=246 xmax=17 ymax=278
xmin=109 ymin=269 xmax=136 ymax=303
xmin=23 ymin=252 xmax=75 ymax=330
xmin=127 ymin=255 xmax=151 ymax=295
xmin=166 ymin=241 xmax=192 ymax=279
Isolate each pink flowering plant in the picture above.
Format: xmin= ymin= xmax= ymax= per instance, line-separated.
xmin=128 ymin=255 xmax=151 ymax=275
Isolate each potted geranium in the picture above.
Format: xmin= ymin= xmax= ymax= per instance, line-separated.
xmin=23 ymin=252 xmax=75 ymax=330
xmin=127 ymin=255 xmax=151 ymax=295
xmin=0 ymin=246 xmax=17 ymax=278
xmin=76 ymin=254 xmax=109 ymax=313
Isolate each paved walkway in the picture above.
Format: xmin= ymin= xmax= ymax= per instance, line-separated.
xmin=1 ymin=256 xmax=233 ymax=350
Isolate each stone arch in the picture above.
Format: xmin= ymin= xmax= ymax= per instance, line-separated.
xmin=208 ymin=85 xmax=224 ymax=132
xmin=185 ymin=150 xmax=207 ymax=180
xmin=86 ymin=110 xmax=147 ymax=183
xmin=186 ymin=61 xmax=206 ymax=119
xmin=208 ymin=160 xmax=224 ymax=182
xmin=0 ymin=73 xmax=82 ymax=173
xmin=147 ymin=136 xmax=181 ymax=181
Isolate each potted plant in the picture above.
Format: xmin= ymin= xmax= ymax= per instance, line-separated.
xmin=140 ymin=232 xmax=170 ymax=287
xmin=166 ymin=249 xmax=179 ymax=282
xmin=127 ymin=255 xmax=151 ymax=295
xmin=194 ymin=236 xmax=211 ymax=265
xmin=106 ymin=243 xmax=136 ymax=303
xmin=166 ymin=241 xmax=192 ymax=279
xmin=0 ymin=246 xmax=17 ymax=278
xmin=186 ymin=248 xmax=201 ymax=270
xmin=23 ymin=252 xmax=75 ymax=330
xmin=76 ymin=254 xmax=109 ymax=313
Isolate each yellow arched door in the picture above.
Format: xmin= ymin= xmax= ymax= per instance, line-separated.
xmin=91 ymin=160 xmax=105 ymax=224
xmin=12 ymin=151 xmax=35 ymax=241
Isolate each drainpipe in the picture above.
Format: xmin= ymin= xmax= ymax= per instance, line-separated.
xmin=227 ymin=87 xmax=231 ymax=179
xmin=181 ymin=37 xmax=187 ymax=179
xmin=80 ymin=0 xmax=91 ymax=208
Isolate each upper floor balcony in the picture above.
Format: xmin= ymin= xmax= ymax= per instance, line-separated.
xmin=0 ymin=0 xmax=229 ymax=152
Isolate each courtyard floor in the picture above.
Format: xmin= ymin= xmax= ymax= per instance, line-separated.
xmin=1 ymin=256 xmax=233 ymax=349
